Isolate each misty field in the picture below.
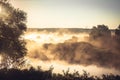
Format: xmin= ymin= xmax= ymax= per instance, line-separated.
xmin=24 ymin=27 xmax=120 ymax=75
xmin=0 ymin=0 xmax=120 ymax=80
xmin=0 ymin=27 xmax=120 ymax=80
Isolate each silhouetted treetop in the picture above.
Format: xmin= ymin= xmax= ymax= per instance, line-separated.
xmin=89 ymin=25 xmax=111 ymax=40
xmin=115 ymin=25 xmax=120 ymax=36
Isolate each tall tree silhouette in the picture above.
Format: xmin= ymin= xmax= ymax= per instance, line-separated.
xmin=0 ymin=0 xmax=27 ymax=68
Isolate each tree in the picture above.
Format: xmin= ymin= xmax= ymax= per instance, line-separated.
xmin=89 ymin=25 xmax=111 ymax=40
xmin=0 ymin=0 xmax=27 ymax=68
xmin=115 ymin=25 xmax=120 ymax=36
xmin=115 ymin=25 xmax=120 ymax=43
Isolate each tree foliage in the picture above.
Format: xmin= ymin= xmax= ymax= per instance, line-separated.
xmin=115 ymin=25 xmax=120 ymax=37
xmin=114 ymin=25 xmax=120 ymax=44
xmin=89 ymin=25 xmax=111 ymax=40
xmin=0 ymin=0 xmax=27 ymax=68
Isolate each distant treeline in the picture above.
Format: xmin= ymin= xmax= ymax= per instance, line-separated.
xmin=0 ymin=67 xmax=120 ymax=80
xmin=27 ymin=28 xmax=115 ymax=33
xmin=27 ymin=28 xmax=92 ymax=33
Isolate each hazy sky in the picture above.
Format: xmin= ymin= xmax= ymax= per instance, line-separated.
xmin=11 ymin=0 xmax=120 ymax=28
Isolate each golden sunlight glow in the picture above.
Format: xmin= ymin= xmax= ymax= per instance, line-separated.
xmin=25 ymin=57 xmax=120 ymax=76
xmin=24 ymin=31 xmax=89 ymax=44
xmin=23 ymin=30 xmax=119 ymax=75
xmin=0 ymin=6 xmax=1 ymax=12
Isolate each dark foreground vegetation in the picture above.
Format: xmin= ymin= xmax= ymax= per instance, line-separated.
xmin=0 ymin=67 xmax=119 ymax=80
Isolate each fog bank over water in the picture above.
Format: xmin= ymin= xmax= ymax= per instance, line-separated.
xmin=24 ymin=28 xmax=120 ymax=75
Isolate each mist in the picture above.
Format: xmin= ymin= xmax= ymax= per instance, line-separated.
xmin=24 ymin=28 xmax=120 ymax=75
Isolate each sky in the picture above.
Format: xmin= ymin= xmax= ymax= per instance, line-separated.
xmin=11 ymin=0 xmax=120 ymax=29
